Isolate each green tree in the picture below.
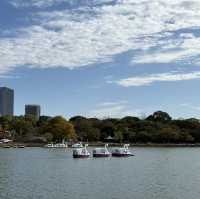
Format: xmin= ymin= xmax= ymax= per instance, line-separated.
xmin=114 ymin=130 xmax=123 ymax=143
xmin=10 ymin=116 xmax=35 ymax=137
xmin=38 ymin=116 xmax=52 ymax=127
xmin=100 ymin=119 xmax=116 ymax=140
xmin=0 ymin=115 xmax=13 ymax=131
xmin=70 ymin=117 xmax=100 ymax=141
xmin=156 ymin=126 xmax=180 ymax=143
xmin=136 ymin=131 xmax=151 ymax=142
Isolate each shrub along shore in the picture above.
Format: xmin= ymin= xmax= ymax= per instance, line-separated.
xmin=1 ymin=111 xmax=200 ymax=145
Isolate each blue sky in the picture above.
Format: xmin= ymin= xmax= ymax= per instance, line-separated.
xmin=1 ymin=0 xmax=200 ymax=119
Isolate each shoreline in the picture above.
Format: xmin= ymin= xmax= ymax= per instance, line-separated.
xmin=88 ymin=142 xmax=200 ymax=147
xmin=1 ymin=142 xmax=200 ymax=148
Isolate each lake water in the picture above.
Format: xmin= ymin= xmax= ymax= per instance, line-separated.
xmin=0 ymin=147 xmax=200 ymax=199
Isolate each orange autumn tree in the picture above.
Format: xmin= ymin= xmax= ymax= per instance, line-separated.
xmin=44 ymin=116 xmax=77 ymax=141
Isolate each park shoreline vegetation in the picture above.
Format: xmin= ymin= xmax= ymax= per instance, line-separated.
xmin=1 ymin=111 xmax=200 ymax=146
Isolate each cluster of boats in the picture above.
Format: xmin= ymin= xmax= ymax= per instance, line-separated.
xmin=44 ymin=141 xmax=134 ymax=158
xmin=45 ymin=143 xmax=68 ymax=148
xmin=44 ymin=141 xmax=83 ymax=148
xmin=73 ymin=144 xmax=134 ymax=158
xmin=0 ymin=139 xmax=25 ymax=148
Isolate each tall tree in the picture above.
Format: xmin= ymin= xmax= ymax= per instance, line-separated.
xmin=146 ymin=111 xmax=172 ymax=122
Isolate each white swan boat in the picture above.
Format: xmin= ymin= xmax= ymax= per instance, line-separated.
xmin=71 ymin=142 xmax=83 ymax=148
xmin=93 ymin=144 xmax=111 ymax=157
xmin=73 ymin=144 xmax=90 ymax=158
xmin=112 ymin=144 xmax=134 ymax=157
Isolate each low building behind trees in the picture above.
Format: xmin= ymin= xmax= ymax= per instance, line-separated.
xmin=25 ymin=105 xmax=41 ymax=120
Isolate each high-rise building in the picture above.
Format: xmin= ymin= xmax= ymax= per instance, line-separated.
xmin=25 ymin=105 xmax=41 ymax=120
xmin=0 ymin=87 xmax=14 ymax=116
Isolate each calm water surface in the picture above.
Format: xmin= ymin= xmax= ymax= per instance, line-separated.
xmin=0 ymin=147 xmax=200 ymax=199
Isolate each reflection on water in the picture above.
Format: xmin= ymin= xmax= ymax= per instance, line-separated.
xmin=0 ymin=147 xmax=200 ymax=199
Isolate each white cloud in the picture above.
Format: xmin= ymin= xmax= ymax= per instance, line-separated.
xmin=133 ymin=35 xmax=200 ymax=64
xmin=180 ymin=103 xmax=200 ymax=112
xmin=114 ymin=71 xmax=200 ymax=87
xmin=99 ymin=100 xmax=127 ymax=107
xmin=10 ymin=0 xmax=115 ymax=8
xmin=88 ymin=101 xmax=142 ymax=118
xmin=1 ymin=0 xmax=200 ymax=74
xmin=0 ymin=74 xmax=20 ymax=79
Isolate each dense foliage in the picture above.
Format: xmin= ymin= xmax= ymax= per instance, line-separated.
xmin=0 ymin=115 xmax=76 ymax=143
xmin=0 ymin=111 xmax=200 ymax=143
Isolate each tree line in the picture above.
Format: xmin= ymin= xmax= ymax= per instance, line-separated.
xmin=0 ymin=111 xmax=200 ymax=143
